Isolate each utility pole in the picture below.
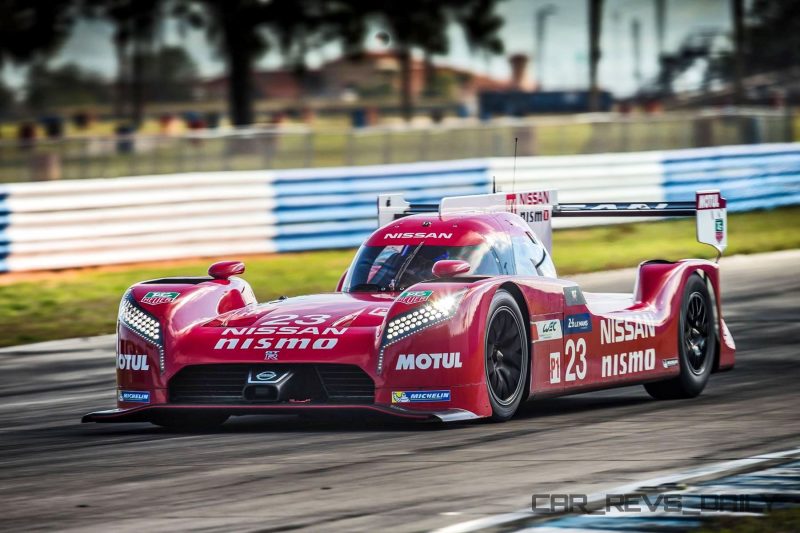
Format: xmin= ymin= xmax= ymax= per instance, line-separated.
xmin=631 ymin=18 xmax=642 ymax=88
xmin=654 ymin=0 xmax=667 ymax=94
xmin=534 ymin=4 xmax=557 ymax=90
xmin=655 ymin=0 xmax=666 ymax=57
xmin=588 ymin=0 xmax=604 ymax=111
xmin=731 ymin=0 xmax=745 ymax=104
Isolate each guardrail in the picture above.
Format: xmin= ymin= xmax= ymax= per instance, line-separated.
xmin=1 ymin=142 xmax=798 ymax=273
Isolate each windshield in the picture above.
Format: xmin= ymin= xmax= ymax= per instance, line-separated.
xmin=345 ymin=243 xmax=502 ymax=292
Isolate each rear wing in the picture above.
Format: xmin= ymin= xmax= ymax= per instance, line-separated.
xmin=377 ymin=190 xmax=728 ymax=257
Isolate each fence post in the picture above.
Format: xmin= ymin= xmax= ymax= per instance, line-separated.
xmin=692 ymin=116 xmax=714 ymax=147
xmin=492 ymin=128 xmax=503 ymax=157
xmin=346 ymin=131 xmax=355 ymax=166
xmin=383 ymin=129 xmax=392 ymax=164
xmin=304 ymin=131 xmax=314 ymax=167
xmin=621 ymin=119 xmax=631 ymax=152
xmin=418 ymin=129 xmax=430 ymax=161
xmin=784 ymin=107 xmax=795 ymax=142
xmin=30 ymin=152 xmax=62 ymax=181
xmin=740 ymin=115 xmax=763 ymax=144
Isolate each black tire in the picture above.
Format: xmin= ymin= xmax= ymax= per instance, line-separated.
xmin=644 ymin=274 xmax=716 ymax=400
xmin=150 ymin=412 xmax=229 ymax=430
xmin=484 ymin=290 xmax=529 ymax=421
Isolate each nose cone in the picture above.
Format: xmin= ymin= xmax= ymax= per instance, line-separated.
xmin=213 ymin=293 xmax=394 ymax=329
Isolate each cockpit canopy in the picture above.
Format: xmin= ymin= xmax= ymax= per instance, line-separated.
xmin=343 ymin=214 xmax=556 ymax=293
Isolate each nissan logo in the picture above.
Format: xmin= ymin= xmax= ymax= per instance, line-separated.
xmin=255 ymin=371 xmax=277 ymax=381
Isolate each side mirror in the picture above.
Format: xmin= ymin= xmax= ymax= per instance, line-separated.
xmin=432 ymin=259 xmax=471 ymax=278
xmin=208 ymin=261 xmax=245 ymax=280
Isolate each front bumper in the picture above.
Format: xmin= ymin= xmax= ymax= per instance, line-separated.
xmin=82 ymin=404 xmax=480 ymax=423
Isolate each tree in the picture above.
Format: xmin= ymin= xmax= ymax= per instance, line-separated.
xmin=82 ymin=0 xmax=163 ymax=126
xmin=0 ymin=0 xmax=74 ymax=68
xmin=179 ymin=0 xmax=337 ymax=127
xmin=334 ymin=0 xmax=505 ymax=121
xmin=0 ymin=81 xmax=14 ymax=116
xmin=26 ymin=63 xmax=112 ymax=110
xmin=741 ymin=0 xmax=800 ymax=74
xmin=654 ymin=0 xmax=800 ymax=99
xmin=588 ymin=0 xmax=604 ymax=111
xmin=135 ymin=46 xmax=199 ymax=102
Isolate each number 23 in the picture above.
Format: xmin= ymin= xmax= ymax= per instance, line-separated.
xmin=565 ymin=338 xmax=587 ymax=382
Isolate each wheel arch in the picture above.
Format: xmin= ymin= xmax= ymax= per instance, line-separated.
xmin=691 ymin=268 xmax=721 ymax=372
xmin=497 ymin=282 xmax=532 ymax=398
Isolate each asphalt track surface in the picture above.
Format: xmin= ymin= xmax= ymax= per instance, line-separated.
xmin=1 ymin=250 xmax=798 ymax=532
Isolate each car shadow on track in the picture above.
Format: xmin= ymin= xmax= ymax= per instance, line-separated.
xmin=79 ymin=391 xmax=653 ymax=436
xmin=514 ymin=391 xmax=653 ymax=420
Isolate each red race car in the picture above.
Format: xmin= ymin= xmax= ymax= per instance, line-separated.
xmin=84 ymin=189 xmax=734 ymax=427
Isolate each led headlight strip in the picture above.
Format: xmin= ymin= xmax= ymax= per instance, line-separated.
xmin=118 ymin=292 xmax=165 ymax=372
xmin=378 ymin=290 xmax=467 ymax=374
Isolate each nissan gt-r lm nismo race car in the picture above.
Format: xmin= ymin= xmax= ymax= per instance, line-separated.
xmin=83 ymin=189 xmax=734 ymax=428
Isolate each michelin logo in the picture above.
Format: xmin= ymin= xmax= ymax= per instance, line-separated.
xmin=392 ymin=390 xmax=451 ymax=403
xmin=118 ymin=390 xmax=150 ymax=403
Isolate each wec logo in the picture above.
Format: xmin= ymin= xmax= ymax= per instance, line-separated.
xmin=534 ymin=319 xmax=563 ymax=341
xmin=395 ymin=352 xmax=462 ymax=370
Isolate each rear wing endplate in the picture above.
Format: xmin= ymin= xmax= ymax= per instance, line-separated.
xmin=377 ymin=189 xmax=727 ymax=257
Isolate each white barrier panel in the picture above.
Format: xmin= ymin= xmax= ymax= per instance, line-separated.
xmin=0 ymin=144 xmax=798 ymax=273
xmin=0 ymin=160 xmax=490 ymax=272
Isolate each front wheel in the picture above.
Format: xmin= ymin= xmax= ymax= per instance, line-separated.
xmin=484 ymin=290 xmax=529 ymax=421
xmin=645 ymin=274 xmax=716 ymax=400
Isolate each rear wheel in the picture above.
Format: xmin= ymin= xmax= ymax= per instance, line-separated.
xmin=645 ymin=274 xmax=716 ymax=400
xmin=484 ymin=290 xmax=529 ymax=421
xmin=150 ymin=412 xmax=229 ymax=430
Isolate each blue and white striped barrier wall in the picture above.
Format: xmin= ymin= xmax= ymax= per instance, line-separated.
xmin=0 ymin=159 xmax=489 ymax=272
xmin=0 ymin=143 xmax=798 ymax=272
xmin=662 ymin=143 xmax=800 ymax=212
xmin=271 ymin=159 xmax=489 ymax=253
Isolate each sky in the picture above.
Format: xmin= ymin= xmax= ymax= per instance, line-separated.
xmin=1 ymin=0 xmax=734 ymax=97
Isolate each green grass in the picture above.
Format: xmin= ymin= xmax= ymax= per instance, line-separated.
xmin=0 ymin=206 xmax=798 ymax=348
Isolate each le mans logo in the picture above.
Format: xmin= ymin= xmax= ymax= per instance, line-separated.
xmin=397 ymin=290 xmax=433 ymax=305
xmin=141 ymin=291 xmax=180 ymax=305
xmin=715 ymin=218 xmax=724 ymax=243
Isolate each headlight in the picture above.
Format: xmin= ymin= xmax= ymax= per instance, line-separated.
xmin=378 ymin=290 xmax=467 ymax=374
xmin=118 ymin=292 xmax=165 ymax=371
